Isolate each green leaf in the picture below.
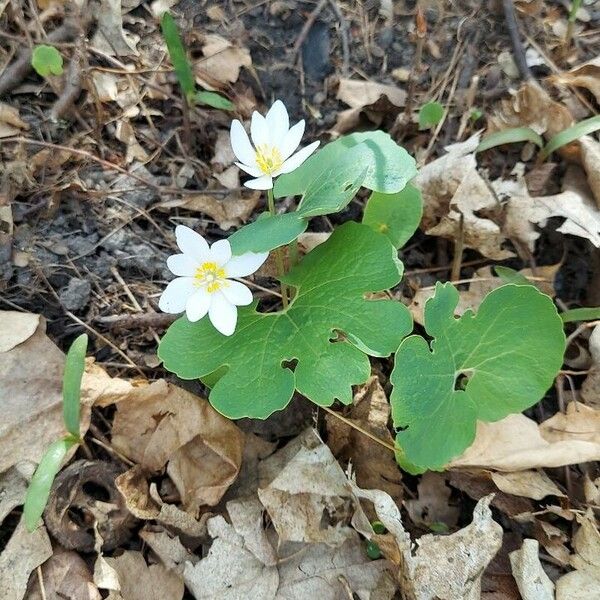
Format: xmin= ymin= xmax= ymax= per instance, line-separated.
xmin=362 ymin=184 xmax=423 ymax=249
xmin=418 ymin=101 xmax=444 ymax=130
xmin=24 ymin=436 xmax=78 ymax=532
xmin=560 ymin=307 xmax=600 ymax=323
xmin=541 ymin=115 xmax=600 ymax=159
xmin=31 ymin=45 xmax=63 ymax=77
xmin=229 ymin=212 xmax=308 ymax=255
xmin=476 ymin=127 xmax=544 ymax=153
xmin=159 ymin=222 xmax=412 ymax=419
xmin=493 ymin=266 xmax=531 ymax=286
xmin=161 ymin=12 xmax=196 ymax=102
xmin=391 ymin=283 xmax=565 ymax=473
xmin=275 ymin=131 xmax=417 ymax=199
xmin=62 ymin=333 xmax=88 ymax=438
xmin=194 ymin=90 xmax=234 ymax=110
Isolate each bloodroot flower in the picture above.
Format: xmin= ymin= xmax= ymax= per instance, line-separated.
xmin=159 ymin=226 xmax=268 ymax=336
xmin=230 ymin=99 xmax=320 ymax=190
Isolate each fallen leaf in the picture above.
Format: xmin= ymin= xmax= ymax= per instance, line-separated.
xmin=91 ymin=0 xmax=139 ymax=56
xmin=490 ymin=470 xmax=565 ymax=500
xmin=509 ymin=539 xmax=554 ymax=600
xmin=552 ymin=57 xmax=600 ymax=106
xmin=115 ymin=120 xmax=149 ymax=164
xmin=0 ymin=314 xmax=91 ymax=473
xmin=194 ymin=34 xmax=252 ymax=89
xmin=556 ymin=510 xmax=600 ymax=599
xmin=579 ymin=136 xmax=600 ymax=209
xmin=450 ymin=405 xmax=600 ymax=471
xmin=0 ymin=102 xmax=29 ymax=138
xmin=0 ymin=311 xmax=39 ymax=352
xmin=325 ymin=376 xmax=403 ymax=512
xmin=102 ymin=550 xmax=184 ymax=600
xmin=25 ymin=548 xmax=101 ymax=600
xmin=0 ymin=465 xmax=30 ymax=525
xmin=257 ymin=428 xmax=355 ymax=546
xmin=582 ymin=324 xmax=600 ymax=409
xmin=404 ymin=471 xmax=459 ymax=530
xmin=0 ymin=519 xmax=52 ymax=600
xmin=157 ymin=192 xmax=260 ymax=231
xmin=139 ymin=527 xmax=199 ymax=575
xmin=352 ymin=484 xmax=502 ymax=600
xmin=109 ymin=379 xmax=243 ymax=512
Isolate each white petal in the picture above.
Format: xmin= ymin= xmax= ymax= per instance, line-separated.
xmin=225 ymin=252 xmax=269 ymax=278
xmin=277 ymin=141 xmax=320 ymax=175
xmin=209 ymin=293 xmax=238 ymax=336
xmin=221 ymin=280 xmax=253 ymax=306
xmin=265 ymin=100 xmax=289 ymax=144
xmin=185 ymin=288 xmax=211 ymax=322
xmin=244 ymin=175 xmax=273 ymax=190
xmin=278 ymin=120 xmax=305 ymax=160
xmin=167 ymin=253 xmax=197 ymax=277
xmin=235 ymin=161 xmax=263 ymax=177
xmin=209 ymin=239 xmax=232 ymax=266
xmin=158 ymin=277 xmax=196 ymax=314
xmin=230 ymin=119 xmax=256 ymax=165
xmin=175 ymin=225 xmax=210 ymax=262
xmin=251 ymin=112 xmax=270 ymax=147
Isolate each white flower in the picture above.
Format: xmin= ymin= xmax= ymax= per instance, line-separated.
xmin=159 ymin=225 xmax=268 ymax=336
xmin=230 ymin=99 xmax=320 ymax=190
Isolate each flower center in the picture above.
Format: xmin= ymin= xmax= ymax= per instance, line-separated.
xmin=194 ymin=262 xmax=226 ymax=293
xmin=255 ymin=144 xmax=283 ymax=175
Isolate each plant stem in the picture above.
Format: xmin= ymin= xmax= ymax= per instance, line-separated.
xmin=566 ymin=0 xmax=583 ymax=47
xmin=320 ymin=405 xmax=398 ymax=454
xmin=267 ymin=189 xmax=289 ymax=308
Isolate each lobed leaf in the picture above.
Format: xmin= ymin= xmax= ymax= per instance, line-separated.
xmin=24 ymin=436 xmax=78 ymax=532
xmin=31 ymin=45 xmax=63 ymax=77
xmin=160 ymin=12 xmax=196 ymax=102
xmin=62 ymin=333 xmax=88 ymax=438
xmin=159 ymin=222 xmax=412 ymax=419
xmin=362 ymin=184 xmax=423 ymax=249
xmin=391 ymin=283 xmax=565 ymax=473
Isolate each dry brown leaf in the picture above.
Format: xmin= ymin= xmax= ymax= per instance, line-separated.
xmin=297 ymin=232 xmax=331 ymax=254
xmin=109 ymin=380 xmax=243 ymax=512
xmin=490 ymin=470 xmax=565 ymax=501
xmin=582 ymin=324 xmax=600 ymax=409
xmin=0 ymin=465 xmax=29 ymax=526
xmin=404 ymin=472 xmax=459 ymax=530
xmin=157 ymin=192 xmax=260 ymax=231
xmin=579 ymin=136 xmax=600 ymax=209
xmin=0 ymin=102 xmax=29 ymax=138
xmin=352 ymin=485 xmax=502 ymax=600
xmin=0 ymin=311 xmax=39 ymax=352
xmin=91 ymin=0 xmax=139 ymax=56
xmin=194 ymin=34 xmax=251 ymax=89
xmin=0 ymin=314 xmax=91 ymax=472
xmin=26 ymin=548 xmax=101 ymax=600
xmin=556 ymin=510 xmax=600 ymax=599
xmin=509 ymin=539 xmax=554 ymax=600
xmin=102 ymin=551 xmax=184 ymax=600
xmin=139 ymin=527 xmax=199 ymax=575
xmin=450 ymin=404 xmax=600 ymax=471
xmin=115 ymin=121 xmax=148 ymax=164
xmin=325 ymin=377 xmax=403 ymax=511
xmin=0 ymin=520 xmax=52 ymax=600
xmin=258 ymin=428 xmax=355 ymax=546
xmin=553 ymin=57 xmax=600 ymax=106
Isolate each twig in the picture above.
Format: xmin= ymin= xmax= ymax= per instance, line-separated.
xmin=328 ymin=0 xmax=350 ymax=77
xmin=0 ymin=19 xmax=79 ymax=96
xmin=95 ymin=312 xmax=178 ymax=330
xmin=502 ymin=0 xmax=532 ymax=81
xmin=36 ymin=567 xmax=47 ymax=600
xmin=405 ymin=6 xmax=426 ymax=116
xmin=450 ymin=213 xmax=465 ymax=282
xmin=290 ymin=0 xmax=328 ymax=63
xmin=50 ymin=31 xmax=85 ymax=121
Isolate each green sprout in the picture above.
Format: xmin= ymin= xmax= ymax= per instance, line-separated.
xmin=24 ymin=334 xmax=88 ymax=531
xmin=31 ymin=45 xmax=63 ymax=77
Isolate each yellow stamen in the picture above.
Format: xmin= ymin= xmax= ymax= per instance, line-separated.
xmin=255 ymin=144 xmax=283 ymax=175
xmin=194 ymin=262 xmax=226 ymax=293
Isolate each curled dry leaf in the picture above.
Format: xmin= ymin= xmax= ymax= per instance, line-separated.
xmin=107 ymin=379 xmax=243 ymax=512
xmin=579 ymin=136 xmax=600 ymax=209
xmin=91 ymin=0 xmax=139 ymax=56
xmin=325 ymin=376 xmax=403 ymax=511
xmin=257 ymin=428 xmax=355 ymax=546
xmin=0 ymin=313 xmax=91 ymax=472
xmin=0 ymin=102 xmax=29 ymax=138
xmin=25 ymin=548 xmax=102 ymax=600
xmin=490 ymin=470 xmax=565 ymax=501
xmin=509 ymin=539 xmax=554 ymax=600
xmin=352 ymin=484 xmax=502 ymax=600
xmin=194 ymin=34 xmax=251 ymax=89
xmin=0 ymin=519 xmax=52 ymax=600
xmin=450 ymin=403 xmax=600 ymax=471
xmin=582 ymin=324 xmax=600 ymax=409
xmin=139 ymin=527 xmax=199 ymax=575
xmin=404 ymin=471 xmax=459 ymax=530
xmin=552 ymin=57 xmax=600 ymax=106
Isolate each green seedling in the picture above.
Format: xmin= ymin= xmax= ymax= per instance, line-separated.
xmin=476 ymin=127 xmax=544 ymax=153
xmin=31 ymin=44 xmax=63 ymax=77
xmin=24 ymin=334 xmax=88 ymax=531
xmin=418 ymin=101 xmax=444 ymax=130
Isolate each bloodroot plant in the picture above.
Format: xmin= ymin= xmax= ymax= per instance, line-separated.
xmin=158 ymin=100 xmax=566 ymax=473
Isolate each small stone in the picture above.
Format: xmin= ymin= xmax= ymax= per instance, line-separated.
xmin=59 ymin=278 xmax=92 ymax=312
xmin=392 ymin=67 xmax=411 ymax=82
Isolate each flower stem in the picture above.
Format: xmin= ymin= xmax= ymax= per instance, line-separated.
xmin=267 ymin=189 xmax=289 ymax=308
